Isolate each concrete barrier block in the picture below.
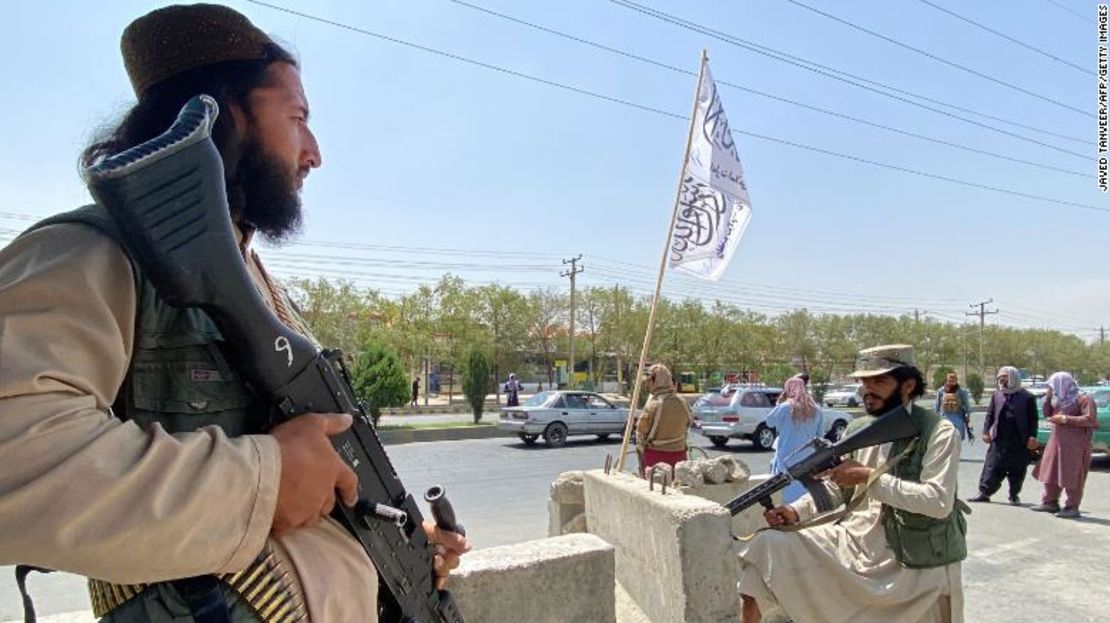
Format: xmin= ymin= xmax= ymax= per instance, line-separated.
xmin=549 ymin=471 xmax=587 ymax=536
xmin=550 ymin=470 xmax=585 ymax=504
xmin=583 ymin=470 xmax=737 ymax=623
xmin=450 ymin=534 xmax=616 ymax=623
xmin=681 ymin=474 xmax=782 ymax=539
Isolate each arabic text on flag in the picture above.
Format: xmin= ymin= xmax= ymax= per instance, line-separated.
xmin=669 ymin=65 xmax=752 ymax=281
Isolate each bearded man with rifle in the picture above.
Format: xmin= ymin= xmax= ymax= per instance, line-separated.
xmin=0 ymin=5 xmax=468 ymax=622
xmin=737 ymin=345 xmax=968 ymax=623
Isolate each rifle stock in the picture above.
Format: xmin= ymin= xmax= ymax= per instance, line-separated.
xmin=85 ymin=95 xmax=463 ymax=623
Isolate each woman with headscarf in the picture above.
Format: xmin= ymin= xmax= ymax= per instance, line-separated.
xmin=1031 ymin=372 xmax=1098 ymax=518
xmin=766 ymin=376 xmax=826 ymax=504
xmin=504 ymin=373 xmax=522 ymax=407
xmin=968 ymin=366 xmax=1039 ymax=505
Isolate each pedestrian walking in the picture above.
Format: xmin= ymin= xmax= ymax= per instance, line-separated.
xmin=411 ymin=377 xmax=420 ymax=408
xmin=1031 ymin=372 xmax=1097 ymax=519
xmin=766 ymin=377 xmax=825 ymax=504
xmin=968 ymin=367 xmax=1039 ymax=505
xmin=504 ymin=373 xmax=522 ymax=407
xmin=934 ymin=372 xmax=972 ymax=441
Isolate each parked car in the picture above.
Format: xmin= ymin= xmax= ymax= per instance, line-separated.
xmin=1035 ymin=386 xmax=1110 ymax=454
xmin=1025 ymin=381 xmax=1049 ymax=400
xmin=696 ymin=386 xmax=852 ymax=450
xmin=824 ymin=384 xmax=863 ymax=408
xmin=498 ymin=390 xmax=629 ymax=448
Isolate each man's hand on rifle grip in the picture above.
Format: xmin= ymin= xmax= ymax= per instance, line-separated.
xmin=270 ymin=413 xmax=360 ymax=534
xmin=764 ymin=506 xmax=799 ymax=527
xmin=422 ymin=520 xmax=472 ymax=590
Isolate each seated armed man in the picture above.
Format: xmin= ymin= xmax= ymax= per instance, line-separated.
xmin=738 ymin=345 xmax=967 ymax=623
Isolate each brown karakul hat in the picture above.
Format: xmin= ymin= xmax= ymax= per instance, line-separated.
xmin=122 ymin=3 xmax=274 ymax=97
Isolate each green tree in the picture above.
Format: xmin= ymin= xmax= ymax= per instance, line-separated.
xmin=349 ymin=341 xmax=410 ymax=426
xmin=528 ymin=289 xmax=566 ymax=386
xmin=966 ymin=372 xmax=985 ymax=405
xmin=474 ymin=285 xmax=532 ymax=400
xmin=932 ymin=366 xmax=956 ymax=392
xmin=810 ymin=369 xmax=831 ymax=403
xmin=462 ymin=349 xmax=492 ymax=424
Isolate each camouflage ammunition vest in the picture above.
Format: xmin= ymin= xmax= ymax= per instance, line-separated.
xmin=28 ymin=206 xmax=275 ymax=622
xmin=844 ymin=405 xmax=968 ymax=569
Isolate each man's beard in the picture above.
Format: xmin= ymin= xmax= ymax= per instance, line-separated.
xmin=228 ymin=137 xmax=303 ymax=243
xmin=864 ymin=385 xmax=906 ymax=416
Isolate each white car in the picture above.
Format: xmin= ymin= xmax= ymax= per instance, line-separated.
xmin=825 ymin=384 xmax=863 ymax=408
xmin=498 ymin=391 xmax=629 ymax=448
xmin=696 ymin=386 xmax=851 ymax=450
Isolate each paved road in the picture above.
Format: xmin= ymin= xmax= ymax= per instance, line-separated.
xmin=6 ymin=411 xmax=1109 ymax=621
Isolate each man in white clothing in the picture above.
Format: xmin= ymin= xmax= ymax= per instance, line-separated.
xmin=738 ymin=344 xmax=967 ymax=623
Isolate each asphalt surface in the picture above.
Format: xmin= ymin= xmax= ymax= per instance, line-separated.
xmin=5 ymin=411 xmax=1109 ymax=621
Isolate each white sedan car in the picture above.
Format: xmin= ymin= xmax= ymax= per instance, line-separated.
xmin=697 ymin=386 xmax=852 ymax=450
xmin=824 ymin=383 xmax=863 ymax=408
xmin=498 ymin=391 xmax=631 ymax=448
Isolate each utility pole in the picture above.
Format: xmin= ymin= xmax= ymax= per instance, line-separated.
xmin=1101 ymin=325 xmax=1105 ymax=346
xmin=561 ymin=255 xmax=583 ymax=389
xmin=614 ymin=284 xmax=623 ymax=393
xmin=966 ymin=298 xmax=999 ymax=377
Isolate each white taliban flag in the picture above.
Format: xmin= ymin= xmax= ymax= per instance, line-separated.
xmin=669 ymin=64 xmax=752 ymax=281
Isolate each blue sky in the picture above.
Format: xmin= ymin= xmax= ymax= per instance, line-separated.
xmin=0 ymin=0 xmax=1104 ymax=338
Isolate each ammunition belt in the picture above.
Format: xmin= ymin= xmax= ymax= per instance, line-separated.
xmin=88 ymin=545 xmax=306 ymax=622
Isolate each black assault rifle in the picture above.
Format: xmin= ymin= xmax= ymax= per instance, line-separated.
xmin=725 ymin=406 xmax=921 ymax=516
xmin=84 ymin=95 xmax=463 ymax=623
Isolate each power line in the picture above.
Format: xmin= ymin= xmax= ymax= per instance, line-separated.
xmin=783 ymin=0 xmax=1091 ymax=117
xmin=995 ymin=298 xmax=1098 ymax=328
xmin=585 ymin=258 xmax=968 ymax=307
xmin=914 ymin=0 xmax=1092 ymax=75
xmin=1042 ymin=0 xmax=1088 ymax=23
xmin=446 ymin=0 xmax=1086 ymax=177
xmin=607 ymin=0 xmax=1091 ymax=148
xmin=243 ymin=2 xmax=1108 ymax=214
xmin=279 ymin=238 xmax=563 ymax=260
xmin=266 ymin=251 xmax=559 ymax=272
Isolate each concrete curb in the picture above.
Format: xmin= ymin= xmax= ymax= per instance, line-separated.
xmin=382 ymin=405 xmax=480 ymax=416
xmin=377 ymin=425 xmax=514 ymax=445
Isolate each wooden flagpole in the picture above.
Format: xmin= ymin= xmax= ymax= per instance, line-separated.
xmin=615 ymin=49 xmax=709 ymax=473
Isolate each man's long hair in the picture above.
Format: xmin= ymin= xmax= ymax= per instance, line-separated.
xmin=891 ymin=366 xmax=928 ymax=400
xmin=81 ymin=42 xmax=296 ymax=193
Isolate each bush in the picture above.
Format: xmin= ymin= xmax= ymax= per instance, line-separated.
xmin=349 ymin=342 xmax=410 ymax=426
xmin=932 ymin=366 xmax=956 ymax=392
xmin=809 ymin=369 xmax=831 ymax=404
xmin=966 ymin=373 xmax=985 ymax=405
xmin=462 ymin=349 xmax=492 ymax=424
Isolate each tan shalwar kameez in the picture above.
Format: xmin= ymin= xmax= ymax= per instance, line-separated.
xmin=0 ymin=223 xmax=377 ymax=622
xmin=737 ymin=417 xmax=964 ymax=623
